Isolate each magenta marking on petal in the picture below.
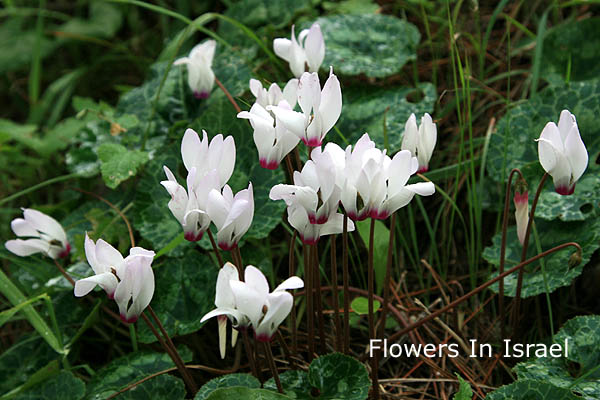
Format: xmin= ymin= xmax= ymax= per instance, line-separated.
xmin=255 ymin=333 xmax=272 ymax=342
xmin=217 ymin=315 xmax=227 ymax=322
xmin=513 ymin=191 xmax=529 ymax=205
xmin=417 ymin=166 xmax=429 ymax=173
xmin=556 ymin=185 xmax=575 ymax=195
xmin=259 ymin=159 xmax=279 ymax=170
xmin=120 ymin=314 xmax=129 ymax=324
xmin=58 ymin=243 xmax=71 ymax=259
xmin=194 ymin=91 xmax=210 ymax=99
xmin=347 ymin=211 xmax=358 ymax=221
xmin=301 ymin=236 xmax=319 ymax=245
xmin=107 ymin=291 xmax=115 ymax=300
xmin=184 ymin=231 xmax=204 ymax=242
xmin=308 ymin=214 xmax=317 ymax=224
xmin=315 ymin=215 xmax=328 ymax=224
xmin=219 ymin=242 xmax=237 ymax=251
xmin=370 ymin=209 xmax=389 ymax=220
xmin=304 ymin=137 xmax=322 ymax=147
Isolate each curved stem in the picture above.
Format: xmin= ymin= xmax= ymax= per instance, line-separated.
xmin=289 ymin=231 xmax=298 ymax=360
xmin=512 ymin=172 xmax=548 ymax=337
xmin=264 ymin=341 xmax=283 ymax=393
xmin=207 ymin=229 xmax=224 ymax=267
xmin=499 ymin=168 xmax=524 ymax=340
xmin=342 ymin=214 xmax=350 ymax=354
xmin=214 ymin=76 xmax=241 ymax=113
xmin=304 ymin=244 xmax=314 ymax=361
xmin=330 ymin=235 xmax=341 ymax=352
xmin=378 ymin=213 xmax=396 ymax=340
xmin=367 ymin=218 xmax=379 ymax=399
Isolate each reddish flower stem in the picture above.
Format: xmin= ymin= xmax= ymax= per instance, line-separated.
xmin=214 ymin=76 xmax=241 ymax=113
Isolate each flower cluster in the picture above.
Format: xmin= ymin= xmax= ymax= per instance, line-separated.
xmin=270 ymin=132 xmax=436 ymax=243
xmin=74 ymin=234 xmax=155 ymax=323
xmin=161 ymin=129 xmax=254 ymax=250
xmin=201 ymin=263 xmax=303 ymax=357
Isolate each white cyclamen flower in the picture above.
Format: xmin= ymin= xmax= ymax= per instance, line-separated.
xmin=286 ymin=205 xmax=353 ymax=245
xmin=174 ymin=40 xmax=216 ymax=99
xmin=74 ymin=233 xmax=125 ymax=299
xmin=273 ymin=23 xmax=325 ymax=78
xmin=181 ymin=129 xmax=236 ymax=189
xmin=340 ymin=134 xmax=388 ymax=221
xmin=113 ymin=247 xmax=156 ymax=323
xmin=207 ymin=183 xmax=254 ymax=251
xmin=270 ymin=150 xmax=340 ymax=224
xmin=229 ymin=265 xmax=303 ymax=342
xmin=200 ymin=263 xmax=244 ymax=359
xmin=237 ymin=101 xmax=300 ymax=170
xmin=5 ymin=208 xmax=70 ymax=259
xmin=249 ymin=78 xmax=298 ymax=109
xmin=375 ymin=150 xmax=436 ymax=219
xmin=269 ymin=69 xmax=342 ymax=147
xmin=74 ymin=237 xmax=155 ymax=324
xmin=161 ymin=166 xmax=218 ymax=242
xmin=536 ymin=109 xmax=588 ymax=195
xmin=401 ymin=113 xmax=437 ymax=173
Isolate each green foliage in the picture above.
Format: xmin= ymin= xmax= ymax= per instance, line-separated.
xmin=535 ymin=165 xmax=600 ymax=221
xmin=85 ymin=348 xmax=192 ymax=399
xmin=137 ymin=249 xmax=216 ymax=343
xmin=264 ymin=353 xmax=370 ymax=399
xmin=314 ymin=14 xmax=420 ymax=78
xmin=541 ymin=17 xmax=600 ymax=83
xmin=350 ymin=296 xmax=381 ymax=316
xmin=58 ymin=2 xmax=123 ymax=39
xmin=514 ymin=315 xmax=600 ymax=400
xmin=205 ymin=387 xmax=290 ymax=399
xmin=97 ymin=143 xmax=148 ymax=189
xmin=485 ymin=380 xmax=581 ymax=400
xmin=483 ymin=218 xmax=600 ymax=297
xmin=115 ymin=374 xmax=186 ymax=400
xmin=453 ymin=375 xmax=473 ymax=400
xmin=322 ymin=0 xmax=379 ymax=15
xmin=224 ymin=0 xmax=311 ymax=29
xmin=356 ymin=219 xmax=389 ymax=293
xmin=195 ymin=373 xmax=260 ymax=400
xmin=0 ymin=19 xmax=57 ymax=74
xmin=0 ymin=336 xmax=56 ymax=396
xmin=336 ymin=83 xmax=437 ymax=152
xmin=486 ymin=79 xmax=600 ymax=186
xmin=13 ymin=371 xmax=85 ymax=400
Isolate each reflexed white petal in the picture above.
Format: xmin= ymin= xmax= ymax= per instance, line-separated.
xmin=23 ymin=209 xmax=67 ymax=244
xmin=74 ymin=272 xmax=118 ymax=297
xmin=10 ymin=218 xmax=39 ymax=238
xmin=207 ymin=189 xmax=229 ymax=228
xmin=255 ymin=292 xmax=293 ymax=341
xmin=268 ymin=106 xmax=306 ymax=138
xmin=274 ymin=276 xmax=304 ymax=292
xmin=537 ymin=137 xmax=559 ymax=175
xmin=418 ymin=113 xmax=437 ymax=166
xmin=217 ymin=136 xmax=236 ymax=186
xmin=401 ymin=114 xmax=418 ymax=155
xmin=127 ymin=258 xmax=154 ymax=320
xmin=557 ymin=109 xmax=576 ymax=142
xmin=404 ymin=182 xmax=436 ymax=196
xmin=5 ymin=238 xmax=49 ymax=257
xmin=564 ymin=125 xmax=588 ymax=183
xmin=318 ymin=70 xmax=342 ymax=136
xmin=297 ymin=72 xmax=321 ymax=115
xmin=181 ymin=129 xmax=201 ymax=171
xmin=388 ymin=150 xmax=414 ymax=194
xmin=273 ymin=38 xmax=292 ymax=62
xmin=200 ymin=307 xmax=245 ymax=327
xmin=84 ymin=233 xmax=102 ymax=274
xmin=305 ymin=23 xmax=325 ymax=72
xmin=216 ymin=263 xmax=239 ymax=308
xmin=173 ymin=57 xmax=190 ymax=66
xmin=244 ymin=265 xmax=270 ymax=300
xmin=229 ymin=280 xmax=264 ymax=328
xmin=282 ymin=79 xmax=299 ymax=108
xmin=95 ymin=238 xmax=124 ymax=272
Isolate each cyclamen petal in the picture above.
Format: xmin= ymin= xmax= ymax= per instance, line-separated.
xmin=174 ymin=40 xmax=216 ymax=98
xmin=536 ymin=110 xmax=588 ymax=195
xmin=5 ymin=209 xmax=70 ymax=260
xmin=274 ymin=23 xmax=325 ymax=78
